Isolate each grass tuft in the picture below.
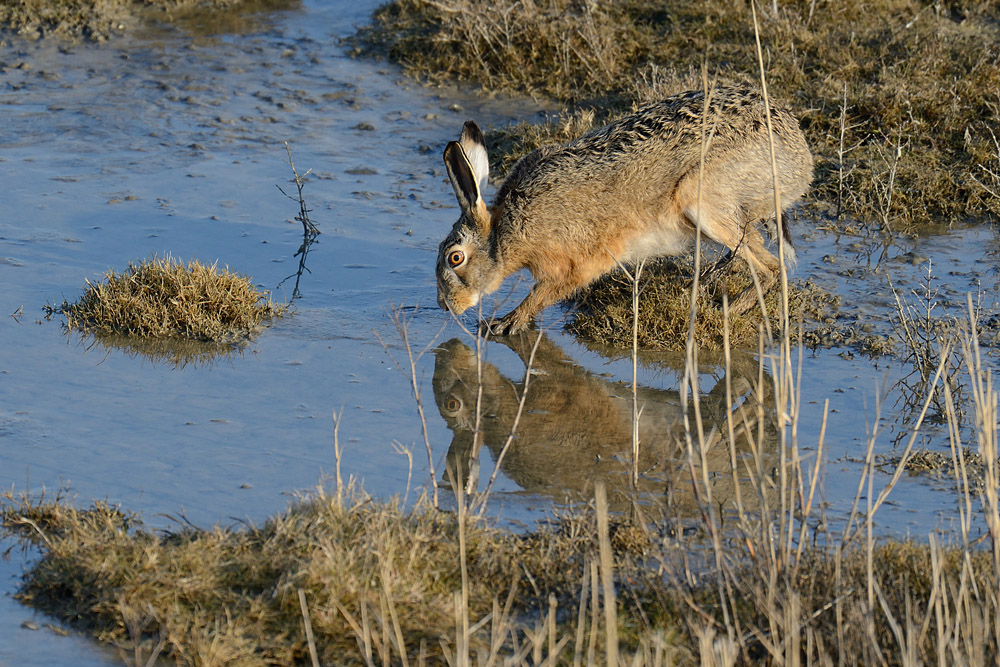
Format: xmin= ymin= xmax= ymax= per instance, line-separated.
xmin=52 ymin=255 xmax=284 ymax=343
xmin=565 ymin=256 xmax=840 ymax=351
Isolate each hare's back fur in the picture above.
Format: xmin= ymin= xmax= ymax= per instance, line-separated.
xmin=493 ymin=87 xmax=812 ymax=277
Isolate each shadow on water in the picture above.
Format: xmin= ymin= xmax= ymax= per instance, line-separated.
xmin=432 ymin=331 xmax=780 ymax=515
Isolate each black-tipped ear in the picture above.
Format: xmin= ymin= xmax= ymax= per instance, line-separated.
xmin=458 ymin=121 xmax=489 ymax=199
xmin=461 ymin=121 xmax=485 ymax=148
xmin=444 ymin=141 xmax=481 ymax=214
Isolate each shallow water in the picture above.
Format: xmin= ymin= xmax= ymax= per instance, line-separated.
xmin=0 ymin=2 xmax=998 ymax=663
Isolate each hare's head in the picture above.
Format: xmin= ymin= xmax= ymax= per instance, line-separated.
xmin=436 ymin=121 xmax=503 ymax=316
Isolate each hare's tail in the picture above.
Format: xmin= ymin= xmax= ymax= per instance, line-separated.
xmin=779 ymin=212 xmax=797 ymax=268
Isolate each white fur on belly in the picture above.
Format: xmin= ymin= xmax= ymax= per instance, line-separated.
xmin=620 ymin=227 xmax=693 ymax=264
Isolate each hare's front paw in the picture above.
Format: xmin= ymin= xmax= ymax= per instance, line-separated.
xmin=479 ymin=314 xmax=528 ymax=337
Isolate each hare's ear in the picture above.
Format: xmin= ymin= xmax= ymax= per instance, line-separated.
xmin=459 ymin=121 xmax=489 ymax=194
xmin=444 ymin=121 xmax=490 ymax=228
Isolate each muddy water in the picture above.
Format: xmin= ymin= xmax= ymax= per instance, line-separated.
xmin=0 ymin=2 xmax=998 ymax=663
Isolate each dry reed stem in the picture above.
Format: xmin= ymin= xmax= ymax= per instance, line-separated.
xmin=297 ymin=589 xmax=320 ymax=667
xmin=376 ymin=306 xmax=446 ymax=508
xmin=603 ymin=248 xmax=647 ymax=488
xmin=595 ymin=483 xmax=619 ymax=665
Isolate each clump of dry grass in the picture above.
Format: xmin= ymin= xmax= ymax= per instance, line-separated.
xmin=3 ymin=478 xmax=998 ymax=664
xmin=53 ymin=255 xmax=284 ymax=343
xmin=0 ymin=486 xmax=657 ymax=665
xmin=358 ymin=0 xmax=643 ymax=103
xmin=358 ymin=0 xmax=1000 ymax=227
xmin=565 ymin=257 xmax=839 ymax=351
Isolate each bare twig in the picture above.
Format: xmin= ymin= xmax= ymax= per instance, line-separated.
xmin=471 ymin=329 xmax=544 ymax=512
xmin=277 ymin=142 xmax=321 ymax=299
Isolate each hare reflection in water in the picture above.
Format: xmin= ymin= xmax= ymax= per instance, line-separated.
xmin=432 ymin=332 xmax=779 ymax=512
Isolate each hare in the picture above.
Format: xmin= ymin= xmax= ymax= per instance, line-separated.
xmin=436 ymin=86 xmax=813 ymax=335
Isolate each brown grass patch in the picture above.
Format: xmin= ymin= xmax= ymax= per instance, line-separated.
xmin=3 ymin=485 xmax=998 ymax=664
xmin=0 ymin=0 xmax=299 ymax=40
xmin=357 ymin=0 xmax=1000 ymax=227
xmin=565 ymin=256 xmax=840 ymax=351
xmin=51 ymin=255 xmax=284 ymax=343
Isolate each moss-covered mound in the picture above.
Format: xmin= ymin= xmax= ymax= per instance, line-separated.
xmin=565 ymin=257 xmax=840 ymax=351
xmin=358 ymin=0 xmax=1000 ymax=227
xmin=54 ymin=255 xmax=284 ymax=343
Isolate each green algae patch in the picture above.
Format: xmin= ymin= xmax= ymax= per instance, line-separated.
xmin=565 ymin=257 xmax=840 ymax=351
xmin=53 ymin=255 xmax=284 ymax=344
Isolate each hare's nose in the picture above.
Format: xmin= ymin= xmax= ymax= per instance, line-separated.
xmin=437 ymin=294 xmax=450 ymax=311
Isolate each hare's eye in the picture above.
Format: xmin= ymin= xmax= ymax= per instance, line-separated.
xmin=447 ymin=250 xmax=465 ymax=267
xmin=446 ymin=397 xmax=461 ymax=412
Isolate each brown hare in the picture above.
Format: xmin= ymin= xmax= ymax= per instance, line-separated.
xmin=436 ymin=86 xmax=813 ymax=335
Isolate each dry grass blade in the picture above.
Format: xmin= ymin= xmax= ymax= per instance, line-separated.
xmin=297 ymin=589 xmax=320 ymax=667
xmin=595 ymin=483 xmax=619 ymax=666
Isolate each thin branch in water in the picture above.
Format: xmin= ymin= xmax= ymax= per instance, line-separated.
xmin=276 ymin=142 xmax=321 ymax=299
xmin=604 ymin=248 xmax=646 ymax=488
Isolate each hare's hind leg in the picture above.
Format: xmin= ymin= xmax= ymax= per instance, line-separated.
xmin=680 ymin=198 xmax=778 ymax=315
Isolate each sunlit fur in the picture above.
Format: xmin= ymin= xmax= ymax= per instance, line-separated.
xmin=436 ymin=87 xmax=813 ymax=335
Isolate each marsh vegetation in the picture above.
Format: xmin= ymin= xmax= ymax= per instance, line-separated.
xmin=564 ymin=258 xmax=840 ymax=351
xmin=2 ymin=0 xmax=999 ymax=664
xmin=4 ymin=298 xmax=999 ymax=663
xmin=359 ymin=0 xmax=1000 ymax=227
